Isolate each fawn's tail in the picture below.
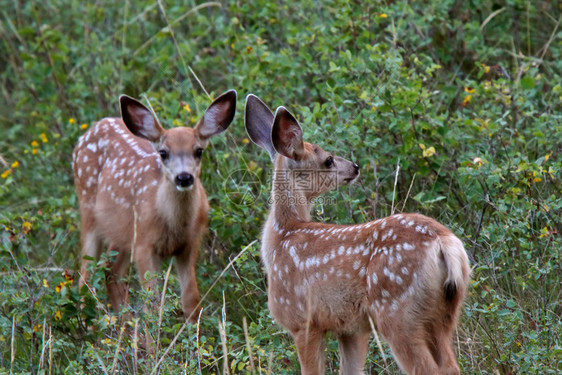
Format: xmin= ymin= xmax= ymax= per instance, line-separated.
xmin=439 ymin=235 xmax=471 ymax=304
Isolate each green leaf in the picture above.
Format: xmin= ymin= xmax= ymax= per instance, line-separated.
xmin=520 ymin=76 xmax=535 ymax=90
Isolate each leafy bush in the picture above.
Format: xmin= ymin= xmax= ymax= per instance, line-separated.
xmin=1 ymin=0 xmax=560 ymax=373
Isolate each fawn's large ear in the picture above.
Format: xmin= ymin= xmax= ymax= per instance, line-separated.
xmin=120 ymin=95 xmax=164 ymax=142
xmin=244 ymin=94 xmax=277 ymax=160
xmin=271 ymin=106 xmax=304 ymax=161
xmin=195 ymin=89 xmax=237 ymax=142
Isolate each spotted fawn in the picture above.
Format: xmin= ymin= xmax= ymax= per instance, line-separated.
xmin=244 ymin=94 xmax=470 ymax=375
xmin=73 ymin=90 xmax=236 ymax=321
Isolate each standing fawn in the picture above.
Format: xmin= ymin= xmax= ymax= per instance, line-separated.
xmin=244 ymin=94 xmax=471 ymax=375
xmin=73 ymin=90 xmax=236 ymax=322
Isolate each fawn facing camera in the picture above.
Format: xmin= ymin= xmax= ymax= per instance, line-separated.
xmin=244 ymin=94 xmax=471 ymax=375
xmin=73 ymin=90 xmax=236 ymax=322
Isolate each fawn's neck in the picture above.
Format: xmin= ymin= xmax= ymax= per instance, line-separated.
xmin=155 ymin=177 xmax=199 ymax=227
xmin=268 ymin=168 xmax=314 ymax=228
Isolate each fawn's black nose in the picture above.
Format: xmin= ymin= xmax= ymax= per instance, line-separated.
xmin=175 ymin=173 xmax=194 ymax=188
xmin=353 ymin=163 xmax=360 ymax=175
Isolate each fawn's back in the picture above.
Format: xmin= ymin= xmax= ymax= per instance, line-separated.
xmin=265 ymin=213 xmax=464 ymax=334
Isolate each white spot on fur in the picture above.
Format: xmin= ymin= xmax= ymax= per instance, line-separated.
xmin=403 ymin=242 xmax=415 ymax=251
xmin=86 ymin=143 xmax=97 ymax=153
xmin=358 ymin=267 xmax=366 ymax=277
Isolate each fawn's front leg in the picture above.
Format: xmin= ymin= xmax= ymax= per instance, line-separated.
xmin=337 ymin=331 xmax=370 ymax=375
xmin=106 ymin=245 xmax=131 ymax=311
xmin=134 ymin=245 xmax=161 ymax=301
xmin=175 ymin=245 xmax=201 ymax=323
xmin=293 ymin=327 xmax=325 ymax=375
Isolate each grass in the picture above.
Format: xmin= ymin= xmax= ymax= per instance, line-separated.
xmin=1 ymin=0 xmax=561 ymax=373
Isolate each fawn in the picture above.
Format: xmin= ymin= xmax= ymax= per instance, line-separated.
xmin=73 ymin=90 xmax=236 ymax=322
xmin=244 ymin=94 xmax=471 ymax=375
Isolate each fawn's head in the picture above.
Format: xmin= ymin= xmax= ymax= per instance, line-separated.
xmin=245 ymin=94 xmax=359 ymax=200
xmin=120 ymin=90 xmax=237 ymax=191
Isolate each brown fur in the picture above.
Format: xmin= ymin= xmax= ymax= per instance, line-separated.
xmin=73 ymin=91 xmax=236 ymax=321
xmin=244 ymin=95 xmax=471 ymax=375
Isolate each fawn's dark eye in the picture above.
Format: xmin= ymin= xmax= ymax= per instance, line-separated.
xmin=195 ymin=147 xmax=204 ymax=158
xmin=159 ymin=150 xmax=168 ymax=160
xmin=325 ymin=156 xmax=334 ymax=168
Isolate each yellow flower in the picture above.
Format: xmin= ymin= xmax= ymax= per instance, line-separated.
xmin=378 ymin=13 xmax=388 ymax=18
xmin=63 ymin=269 xmax=74 ymax=284
xmin=481 ymin=64 xmax=490 ymax=74
xmin=539 ymin=226 xmax=550 ymax=238
xmin=464 ymin=87 xmax=475 ymax=94
xmin=22 ymin=221 xmax=32 ymax=234
xmin=533 ymin=177 xmax=542 ymax=183
xmin=241 ymin=138 xmax=250 ymax=145
xmin=423 ymin=147 xmax=436 ymax=158
xmin=473 ymin=157 xmax=483 ymax=167
xmin=39 ymin=133 xmax=48 ymax=143
xmin=102 ymin=314 xmax=117 ymax=326
xmin=33 ymin=324 xmax=42 ymax=333
xmin=1 ymin=170 xmax=11 ymax=179
xmin=31 ymin=141 xmax=39 ymax=148
xmin=43 ymin=279 xmax=49 ymax=288
xmin=248 ymin=160 xmax=258 ymax=171
xmin=54 ymin=311 xmax=61 ymax=321
xmin=419 ymin=144 xmax=436 ymax=157
xmin=69 ymin=118 xmax=76 ymax=124
xmin=81 ymin=123 xmax=88 ymax=130
xmin=11 ymin=161 xmax=19 ymax=168
xmin=55 ymin=282 xmax=65 ymax=293
xmin=32 ymin=149 xmax=38 ymax=155
xmin=172 ymin=119 xmax=182 ymax=127
xmin=183 ymin=104 xmax=191 ymax=113
xmin=462 ymin=95 xmax=472 ymax=107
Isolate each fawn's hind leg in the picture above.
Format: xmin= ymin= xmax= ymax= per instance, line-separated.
xmin=378 ymin=313 xmax=441 ymax=375
xmin=431 ymin=324 xmax=461 ymax=375
xmin=388 ymin=339 xmax=441 ymax=374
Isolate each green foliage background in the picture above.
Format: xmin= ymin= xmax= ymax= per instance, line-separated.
xmin=0 ymin=0 xmax=560 ymax=373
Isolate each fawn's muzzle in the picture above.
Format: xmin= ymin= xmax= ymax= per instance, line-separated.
xmin=175 ymin=173 xmax=194 ymax=188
